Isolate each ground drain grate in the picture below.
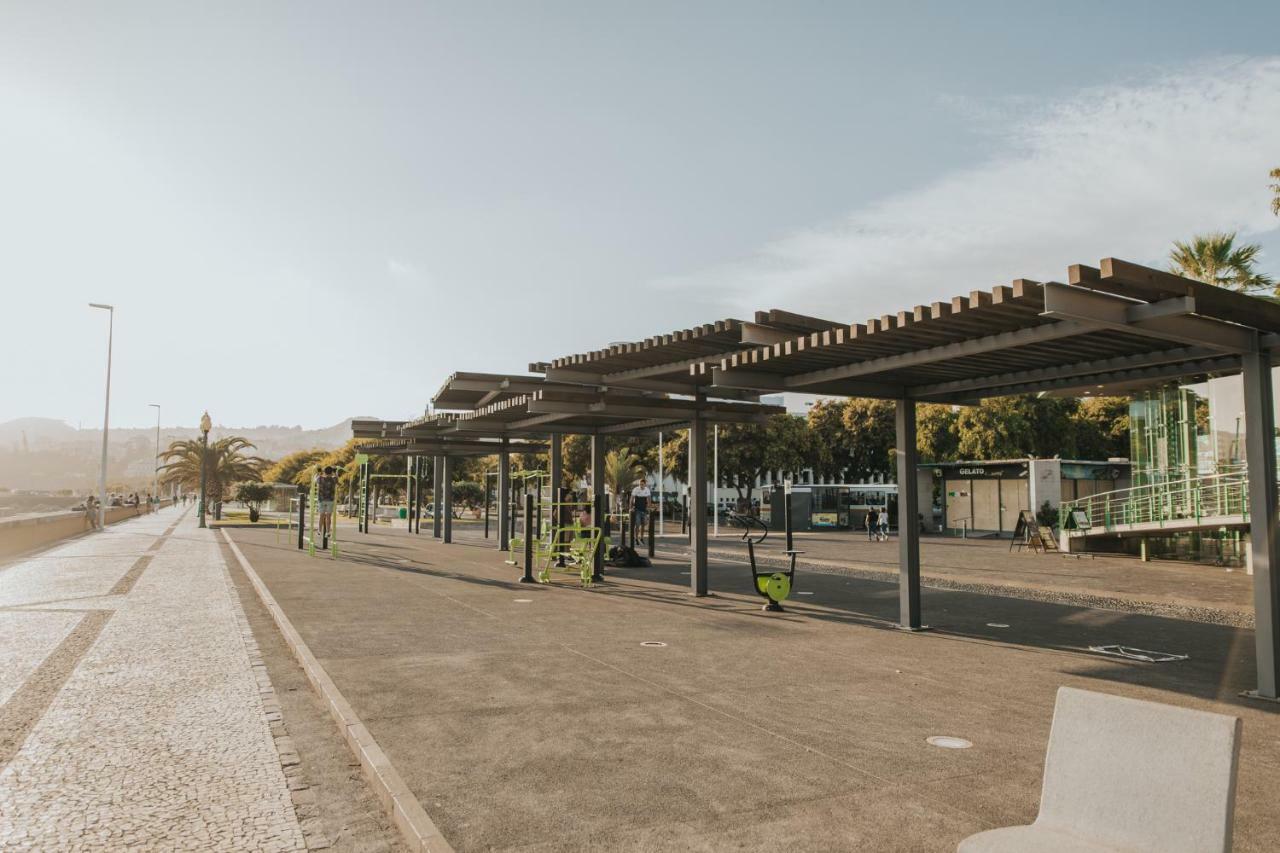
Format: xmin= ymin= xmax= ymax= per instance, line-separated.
xmin=513 ymin=599 xmax=533 ymax=603
xmin=1089 ymin=645 xmax=1189 ymax=663
xmin=639 ymin=641 xmax=668 ymax=648
xmin=986 ymin=622 xmax=1009 ymax=628
xmin=926 ymin=736 xmax=972 ymax=749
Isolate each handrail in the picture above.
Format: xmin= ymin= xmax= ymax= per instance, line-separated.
xmin=1060 ymin=471 xmax=1252 ymax=533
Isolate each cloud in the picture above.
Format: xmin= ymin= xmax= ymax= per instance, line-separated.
xmin=658 ymin=57 xmax=1280 ymax=320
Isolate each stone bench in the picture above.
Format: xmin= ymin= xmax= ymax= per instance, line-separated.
xmin=958 ymin=686 xmax=1241 ymax=853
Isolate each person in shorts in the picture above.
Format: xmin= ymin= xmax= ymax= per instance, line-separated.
xmin=630 ymin=478 xmax=651 ymax=532
xmin=317 ymin=466 xmax=338 ymax=541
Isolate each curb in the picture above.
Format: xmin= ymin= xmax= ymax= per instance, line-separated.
xmin=221 ymin=530 xmax=454 ymax=853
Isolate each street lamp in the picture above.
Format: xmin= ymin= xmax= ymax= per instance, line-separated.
xmin=90 ymin=303 xmax=114 ymax=529
xmin=198 ymin=410 xmax=211 ymax=528
xmin=148 ymin=404 xmax=161 ymax=511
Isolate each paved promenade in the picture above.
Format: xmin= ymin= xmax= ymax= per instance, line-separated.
xmin=0 ymin=508 xmax=305 ymax=851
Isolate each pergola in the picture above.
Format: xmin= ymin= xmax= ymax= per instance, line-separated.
xmin=682 ymin=258 xmax=1280 ymax=701
xmin=351 ymin=260 xmax=1280 ymax=700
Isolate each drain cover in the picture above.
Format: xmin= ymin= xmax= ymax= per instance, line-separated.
xmin=797 ymin=591 xmax=814 ymax=596
xmin=927 ymin=736 xmax=972 ymax=749
xmin=986 ymin=622 xmax=1009 ymax=628
xmin=513 ymin=599 xmax=533 ymax=603
xmin=639 ymin=641 xmax=668 ymax=648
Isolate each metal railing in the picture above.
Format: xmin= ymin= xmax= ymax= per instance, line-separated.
xmin=1059 ymin=471 xmax=1251 ymax=533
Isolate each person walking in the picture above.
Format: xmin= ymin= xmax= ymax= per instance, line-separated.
xmin=84 ymin=495 xmax=99 ymax=531
xmin=630 ymin=478 xmax=651 ymax=534
xmin=316 ymin=466 xmax=338 ymax=543
xmin=879 ymin=507 xmax=891 ymax=541
xmin=865 ymin=508 xmax=877 ymax=541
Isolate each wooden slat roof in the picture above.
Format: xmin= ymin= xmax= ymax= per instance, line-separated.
xmin=691 ymin=259 xmax=1280 ymax=402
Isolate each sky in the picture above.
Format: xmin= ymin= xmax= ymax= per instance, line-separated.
xmin=2 ymin=1 xmax=1279 ymax=430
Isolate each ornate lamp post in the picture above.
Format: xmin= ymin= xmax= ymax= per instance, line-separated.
xmin=197 ymin=411 xmax=211 ymax=529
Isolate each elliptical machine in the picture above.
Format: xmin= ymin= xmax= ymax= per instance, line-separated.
xmin=727 ymin=512 xmax=801 ymax=612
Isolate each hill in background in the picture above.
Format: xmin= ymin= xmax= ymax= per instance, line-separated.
xmin=0 ymin=417 xmax=364 ymax=493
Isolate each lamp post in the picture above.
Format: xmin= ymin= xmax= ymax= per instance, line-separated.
xmin=90 ymin=303 xmax=114 ymax=529
xmin=148 ymin=403 xmax=160 ymax=511
xmin=198 ymin=411 xmax=211 ymax=528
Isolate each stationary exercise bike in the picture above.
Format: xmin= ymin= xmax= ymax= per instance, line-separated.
xmin=727 ymin=512 xmax=801 ymax=612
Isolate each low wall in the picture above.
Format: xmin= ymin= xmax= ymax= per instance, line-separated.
xmin=0 ymin=501 xmax=172 ymax=560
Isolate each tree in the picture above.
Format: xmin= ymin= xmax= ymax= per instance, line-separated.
xmin=1072 ymin=397 xmax=1130 ymax=460
xmin=807 ymin=399 xmax=854 ymax=480
xmin=916 ymin=403 xmax=959 ymax=462
xmin=955 ymin=396 xmax=1083 ymax=459
xmin=261 ymin=449 xmax=328 ymax=486
xmin=159 ymin=436 xmax=266 ymax=514
xmin=602 ymin=448 xmax=641 ymax=497
xmin=561 ymin=434 xmax=591 ymax=484
xmin=1271 ymin=166 xmax=1280 ymax=216
xmin=840 ymin=398 xmax=896 ymax=480
xmin=1169 ymin=232 xmax=1275 ymax=294
xmin=234 ymin=482 xmax=274 ymax=522
xmin=452 ymin=480 xmax=485 ymax=512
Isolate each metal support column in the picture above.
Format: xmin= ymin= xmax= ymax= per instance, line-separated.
xmin=591 ymin=433 xmax=606 ymax=581
xmin=498 ymin=445 xmax=511 ymax=551
xmin=895 ymin=399 xmax=924 ymax=630
xmin=406 ymin=455 xmax=415 ymax=530
xmin=690 ymin=416 xmax=708 ymax=596
xmin=432 ymin=456 xmax=443 ymax=538
xmin=520 ymin=493 xmax=535 ymax=583
xmin=1243 ymin=349 xmax=1280 ymax=700
xmin=442 ymin=456 xmax=454 ymax=544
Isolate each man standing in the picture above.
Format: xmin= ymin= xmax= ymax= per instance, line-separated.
xmin=630 ymin=477 xmax=652 ymax=535
xmin=317 ymin=466 xmax=338 ymax=545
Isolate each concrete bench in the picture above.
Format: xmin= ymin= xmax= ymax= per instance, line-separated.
xmin=958 ymin=686 xmax=1241 ymax=853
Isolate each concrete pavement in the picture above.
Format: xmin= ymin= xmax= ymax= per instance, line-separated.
xmin=0 ymin=507 xmax=305 ymax=851
xmin=228 ymin=521 xmax=1280 ymax=852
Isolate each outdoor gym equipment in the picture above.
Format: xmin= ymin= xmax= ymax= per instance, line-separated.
xmin=728 ymin=512 xmax=801 ymax=612
xmin=507 ymin=499 xmax=602 ymax=586
xmin=303 ymin=473 xmax=340 ymax=558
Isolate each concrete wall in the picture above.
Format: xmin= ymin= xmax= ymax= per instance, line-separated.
xmin=0 ymin=501 xmax=171 ymax=560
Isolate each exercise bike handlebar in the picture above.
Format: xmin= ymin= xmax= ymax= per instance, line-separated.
xmin=726 ymin=512 xmax=768 ymax=545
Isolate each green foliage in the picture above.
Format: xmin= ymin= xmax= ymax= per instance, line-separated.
xmin=1072 ymin=397 xmax=1130 ymax=460
xmin=452 ymin=480 xmax=485 ymax=509
xmin=806 ymin=399 xmax=853 ymax=479
xmin=840 ymin=398 xmax=896 ymax=480
xmin=261 ymin=449 xmax=328 ymax=486
xmin=1271 ymin=167 xmax=1280 ymax=216
xmin=916 ymin=403 xmax=959 ymax=462
xmin=603 ymin=448 xmax=641 ymax=496
xmin=1169 ymin=232 xmax=1275 ymax=294
xmin=158 ymin=436 xmax=265 ymax=502
xmin=234 ymin=481 xmax=274 ymax=521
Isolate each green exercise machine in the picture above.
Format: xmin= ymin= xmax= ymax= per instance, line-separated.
xmin=728 ymin=512 xmax=801 ymax=612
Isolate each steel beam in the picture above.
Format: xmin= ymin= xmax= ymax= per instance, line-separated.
xmin=441 ymin=456 xmax=454 ymax=544
xmin=1041 ymin=283 xmax=1256 ymax=352
xmin=432 ymin=456 xmax=443 ymax=538
xmin=910 ymin=344 xmax=1220 ymax=398
xmin=1243 ymin=350 xmax=1280 ymax=700
xmin=895 ymin=400 xmax=923 ymax=630
xmin=497 ymin=445 xmax=510 ymax=551
xmin=689 ymin=410 xmax=709 ymax=596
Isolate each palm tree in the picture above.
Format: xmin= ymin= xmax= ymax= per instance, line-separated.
xmin=602 ymin=448 xmax=641 ymax=502
xmin=1169 ymin=232 xmax=1275 ymax=294
xmin=159 ymin=436 xmax=266 ymax=513
xmin=1271 ymin=167 xmax=1280 ymax=216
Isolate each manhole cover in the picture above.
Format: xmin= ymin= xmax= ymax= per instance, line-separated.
xmin=927 ymin=736 xmax=972 ymax=749
xmin=797 ymin=591 xmax=814 ymax=596
xmin=986 ymin=622 xmax=1009 ymax=628
xmin=639 ymin=641 xmax=668 ymax=648
xmin=513 ymin=599 xmax=533 ymax=603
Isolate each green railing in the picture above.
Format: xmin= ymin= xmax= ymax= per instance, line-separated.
xmin=1059 ymin=471 xmax=1251 ymax=533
